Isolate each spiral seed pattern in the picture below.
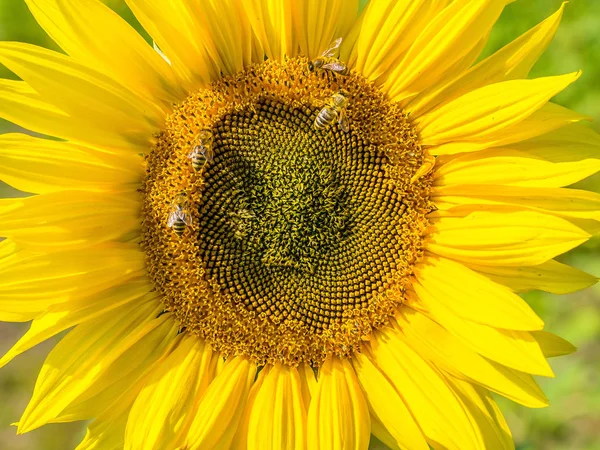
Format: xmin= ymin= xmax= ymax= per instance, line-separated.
xmin=142 ymin=57 xmax=432 ymax=365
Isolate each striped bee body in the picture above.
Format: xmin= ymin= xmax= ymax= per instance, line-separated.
xmin=314 ymin=105 xmax=338 ymax=130
xmin=167 ymin=193 xmax=192 ymax=237
xmin=308 ymin=37 xmax=349 ymax=76
xmin=314 ymin=90 xmax=350 ymax=132
xmin=189 ymin=129 xmax=214 ymax=172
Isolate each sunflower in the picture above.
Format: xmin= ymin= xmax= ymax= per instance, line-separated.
xmin=1 ymin=0 xmax=599 ymax=448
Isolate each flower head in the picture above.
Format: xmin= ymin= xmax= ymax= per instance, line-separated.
xmin=0 ymin=0 xmax=598 ymax=449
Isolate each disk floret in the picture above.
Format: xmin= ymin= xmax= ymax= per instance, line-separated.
xmin=142 ymin=57 xmax=432 ymax=365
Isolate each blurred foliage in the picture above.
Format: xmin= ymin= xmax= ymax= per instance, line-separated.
xmin=0 ymin=0 xmax=599 ymax=449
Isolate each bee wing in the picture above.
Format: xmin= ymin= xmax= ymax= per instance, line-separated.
xmin=181 ymin=211 xmax=193 ymax=226
xmin=321 ymin=37 xmax=342 ymax=57
xmin=322 ymin=62 xmax=347 ymax=73
xmin=338 ymin=110 xmax=349 ymax=132
xmin=203 ymin=146 xmax=215 ymax=162
xmin=167 ymin=212 xmax=177 ymax=227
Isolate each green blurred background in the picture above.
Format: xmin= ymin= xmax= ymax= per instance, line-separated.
xmin=0 ymin=0 xmax=599 ymax=449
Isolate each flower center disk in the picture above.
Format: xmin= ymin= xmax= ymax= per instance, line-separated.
xmin=142 ymin=57 xmax=432 ymax=366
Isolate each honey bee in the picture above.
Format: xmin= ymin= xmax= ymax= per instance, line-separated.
xmin=308 ymin=37 xmax=349 ymax=76
xmin=188 ymin=129 xmax=214 ymax=172
xmin=314 ymin=90 xmax=350 ymax=132
xmin=410 ymin=154 xmax=436 ymax=184
xmin=167 ymin=192 xmax=192 ymax=236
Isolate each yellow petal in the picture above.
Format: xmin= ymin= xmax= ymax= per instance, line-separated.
xmin=532 ymin=330 xmax=577 ymax=358
xmin=434 ymin=145 xmax=600 ymax=188
xmin=368 ymin=329 xmax=482 ymax=450
xmin=24 ymin=0 xmax=184 ymax=107
xmin=417 ymin=73 xmax=581 ymax=149
xmin=349 ymin=0 xmax=449 ymax=80
xmin=509 ymin=122 xmax=600 ymax=161
xmin=427 ymin=211 xmax=590 ymax=266
xmin=384 ymin=0 xmax=508 ymax=102
xmin=301 ymin=363 xmax=317 ymax=401
xmin=18 ymin=302 xmax=172 ymax=432
xmin=416 ymin=300 xmax=553 ymax=377
xmin=434 ymin=185 xmax=600 ymax=224
xmin=414 ymin=256 xmax=543 ymax=330
xmin=293 ymin=0 xmax=359 ymax=59
xmin=0 ymin=279 xmax=153 ymax=369
xmin=0 ymin=134 xmax=142 ymax=195
xmin=0 ymin=80 xmax=147 ymax=152
xmin=183 ymin=0 xmax=258 ymax=76
xmin=0 ymin=244 xmax=146 ymax=321
xmin=246 ymin=363 xmax=307 ymax=450
xmin=370 ymin=416 xmax=401 ymax=450
xmin=0 ymin=42 xmax=163 ymax=140
xmin=444 ymin=377 xmax=515 ymax=450
xmin=353 ymin=352 xmax=428 ymax=450
xmin=125 ymin=335 xmax=213 ymax=450
xmin=124 ymin=0 xmax=219 ymax=87
xmin=185 ymin=356 xmax=256 ymax=450
xmin=76 ymin=389 xmax=136 ymax=450
xmin=242 ymin=0 xmax=295 ymax=61
xmin=409 ymin=3 xmax=566 ymax=116
xmin=57 ymin=319 xmax=179 ymax=423
xmin=0 ymin=191 xmax=140 ymax=251
xmin=395 ymin=309 xmax=549 ymax=408
xmin=467 ymin=259 xmax=597 ymax=295
xmin=231 ymin=365 xmax=268 ymax=450
xmin=307 ymin=357 xmax=370 ymax=450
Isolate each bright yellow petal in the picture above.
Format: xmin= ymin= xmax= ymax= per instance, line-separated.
xmin=434 ymin=145 xmax=600 ymax=188
xmin=293 ymin=0 xmax=359 ymax=59
xmin=444 ymin=377 xmax=515 ymax=450
xmin=368 ymin=329 xmax=483 ymax=450
xmin=414 ymin=256 xmax=543 ymax=330
xmin=307 ymin=357 xmax=370 ymax=450
xmin=408 ymin=2 xmax=566 ymax=116
xmin=467 ymin=259 xmax=597 ymax=295
xmin=184 ymin=356 xmax=256 ymax=450
xmin=433 ymin=185 xmax=600 ymax=224
xmin=17 ymin=302 xmax=173 ymax=432
xmin=0 ymin=244 xmax=146 ymax=321
xmin=0 ymin=191 xmax=140 ymax=250
xmin=0 ymin=279 xmax=153 ymax=369
xmin=353 ymin=352 xmax=428 ymax=450
xmin=429 ymin=103 xmax=591 ymax=156
xmin=182 ymin=0 xmax=258 ymax=76
xmin=125 ymin=335 xmax=213 ymax=450
xmin=395 ymin=309 xmax=549 ymax=408
xmin=509 ymin=122 xmax=600 ymax=161
xmin=370 ymin=416 xmax=401 ymax=450
xmin=383 ymin=0 xmax=508 ymax=102
xmin=416 ymin=301 xmax=553 ymax=377
xmin=348 ymin=0 xmax=449 ymax=81
xmin=24 ymin=0 xmax=184 ymax=107
xmin=427 ymin=211 xmax=590 ymax=266
xmin=231 ymin=365 xmax=268 ymax=450
xmin=417 ymin=73 xmax=581 ymax=149
xmin=0 ymin=42 xmax=164 ymax=139
xmin=242 ymin=0 xmax=295 ymax=61
xmin=0 ymin=80 xmax=147 ymax=152
xmin=76 ymin=389 xmax=136 ymax=450
xmin=56 ymin=321 xmax=179 ymax=423
xmin=246 ymin=363 xmax=307 ymax=450
xmin=124 ymin=0 xmax=219 ymax=87
xmin=0 ymin=134 xmax=142 ymax=195
xmin=532 ymin=330 xmax=577 ymax=358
